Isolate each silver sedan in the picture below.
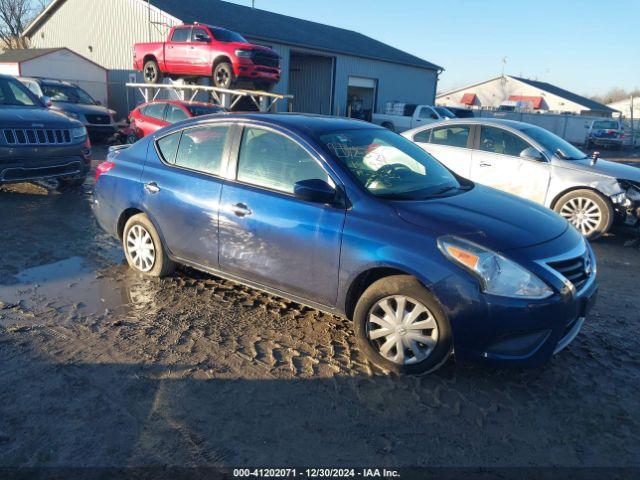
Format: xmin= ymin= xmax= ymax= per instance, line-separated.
xmin=403 ymin=118 xmax=640 ymax=239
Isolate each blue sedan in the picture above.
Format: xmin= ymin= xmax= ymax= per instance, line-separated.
xmin=93 ymin=113 xmax=598 ymax=375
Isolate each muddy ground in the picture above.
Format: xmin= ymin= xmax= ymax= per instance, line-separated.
xmin=0 ymin=147 xmax=639 ymax=476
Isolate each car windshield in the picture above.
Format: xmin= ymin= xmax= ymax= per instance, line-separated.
xmin=210 ymin=27 xmax=247 ymax=43
xmin=186 ymin=105 xmax=226 ymax=116
xmin=0 ymin=77 xmax=39 ymax=107
xmin=320 ymin=128 xmax=466 ymax=200
xmin=592 ymin=120 xmax=619 ymax=130
xmin=42 ymin=84 xmax=96 ymax=104
xmin=521 ymin=125 xmax=587 ymax=160
xmin=435 ymin=107 xmax=456 ymax=119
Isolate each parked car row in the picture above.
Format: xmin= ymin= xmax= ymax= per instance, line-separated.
xmin=93 ymin=113 xmax=599 ymax=375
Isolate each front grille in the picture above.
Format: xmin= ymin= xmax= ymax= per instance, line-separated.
xmin=85 ymin=114 xmax=110 ymax=125
xmin=252 ymin=52 xmax=279 ymax=68
xmin=3 ymin=128 xmax=72 ymax=145
xmin=548 ymin=253 xmax=591 ymax=291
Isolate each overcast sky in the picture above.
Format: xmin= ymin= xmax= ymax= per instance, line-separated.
xmin=224 ymin=0 xmax=639 ymax=96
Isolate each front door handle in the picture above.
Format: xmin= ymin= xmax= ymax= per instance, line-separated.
xmin=479 ymin=161 xmax=493 ymax=167
xmin=144 ymin=182 xmax=160 ymax=194
xmin=230 ymin=203 xmax=252 ymax=217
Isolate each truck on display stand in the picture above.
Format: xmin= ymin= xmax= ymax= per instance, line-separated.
xmin=134 ymin=23 xmax=281 ymax=91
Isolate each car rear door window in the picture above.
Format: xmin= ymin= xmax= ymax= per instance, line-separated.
xmin=165 ymin=105 xmax=189 ymax=124
xmin=429 ymin=125 xmax=471 ymax=148
xmin=237 ymin=127 xmax=329 ymax=194
xmin=413 ymin=129 xmax=431 ymax=143
xmin=156 ymin=131 xmax=181 ymax=164
xmin=171 ymin=28 xmax=191 ymax=43
xmin=479 ymin=126 xmax=531 ymax=156
xmin=142 ymin=103 xmax=167 ymax=120
xmin=174 ymin=125 xmax=230 ymax=176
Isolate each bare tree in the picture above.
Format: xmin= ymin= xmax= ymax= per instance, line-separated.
xmin=0 ymin=0 xmax=48 ymax=50
xmin=590 ymin=87 xmax=640 ymax=105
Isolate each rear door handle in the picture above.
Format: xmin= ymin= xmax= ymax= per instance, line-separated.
xmin=479 ymin=161 xmax=492 ymax=167
xmin=144 ymin=182 xmax=160 ymax=194
xmin=230 ymin=203 xmax=252 ymax=217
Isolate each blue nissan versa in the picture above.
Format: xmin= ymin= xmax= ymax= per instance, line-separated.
xmin=93 ymin=114 xmax=598 ymax=375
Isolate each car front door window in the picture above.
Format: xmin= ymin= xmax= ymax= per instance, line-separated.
xmin=479 ymin=126 xmax=530 ymax=157
xmin=237 ymin=127 xmax=330 ymax=194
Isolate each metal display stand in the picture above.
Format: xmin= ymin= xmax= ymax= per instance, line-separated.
xmin=126 ymin=82 xmax=293 ymax=112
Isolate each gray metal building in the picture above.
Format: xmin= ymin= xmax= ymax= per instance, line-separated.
xmin=24 ymin=0 xmax=442 ymax=118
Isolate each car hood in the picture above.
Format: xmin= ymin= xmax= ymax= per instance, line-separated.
xmin=558 ymin=158 xmax=640 ymax=182
xmin=231 ymin=42 xmax=280 ymax=57
xmin=52 ymin=102 xmax=111 ymax=116
xmin=394 ymin=184 xmax=568 ymax=251
xmin=0 ymin=106 xmax=80 ymax=128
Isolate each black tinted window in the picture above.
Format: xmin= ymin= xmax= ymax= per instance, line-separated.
xmin=237 ymin=128 xmax=328 ymax=194
xmin=157 ymin=131 xmax=181 ymax=163
xmin=413 ymin=129 xmax=431 ymax=143
xmin=479 ymin=126 xmax=530 ymax=156
xmin=174 ymin=125 xmax=229 ymax=175
xmin=430 ymin=126 xmax=471 ymax=148
xmin=165 ymin=105 xmax=189 ymax=123
xmin=142 ymin=103 xmax=166 ymax=120
xmin=171 ymin=28 xmax=191 ymax=43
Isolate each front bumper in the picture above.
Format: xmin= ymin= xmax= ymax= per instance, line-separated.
xmin=0 ymin=144 xmax=90 ymax=184
xmin=86 ymin=124 xmax=118 ymax=136
xmin=431 ymin=228 xmax=598 ymax=367
xmin=235 ymin=63 xmax=281 ymax=83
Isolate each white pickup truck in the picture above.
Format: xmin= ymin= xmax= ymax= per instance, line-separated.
xmin=372 ymin=105 xmax=456 ymax=132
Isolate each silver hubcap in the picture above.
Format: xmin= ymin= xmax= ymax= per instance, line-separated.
xmin=560 ymin=197 xmax=602 ymax=236
xmin=126 ymin=224 xmax=155 ymax=272
xmin=367 ymin=295 xmax=439 ymax=365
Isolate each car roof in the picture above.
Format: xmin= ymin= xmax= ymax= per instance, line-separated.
xmin=197 ymin=113 xmax=383 ymax=136
xmin=406 ymin=117 xmax=541 ymax=133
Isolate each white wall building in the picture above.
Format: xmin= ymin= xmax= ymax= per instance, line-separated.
xmin=0 ymin=47 xmax=108 ymax=105
xmin=608 ymin=97 xmax=639 ymax=119
xmin=437 ymin=75 xmax=615 ymax=117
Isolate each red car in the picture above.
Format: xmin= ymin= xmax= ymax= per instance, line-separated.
xmin=128 ymin=100 xmax=227 ymax=139
xmin=133 ymin=24 xmax=281 ymax=91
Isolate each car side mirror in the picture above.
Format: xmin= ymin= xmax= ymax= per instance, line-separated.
xmin=194 ymin=34 xmax=211 ymax=43
xmin=95 ymin=100 xmax=102 ymax=106
xmin=294 ymin=179 xmax=336 ymax=204
xmin=41 ymin=96 xmax=52 ymax=108
xmin=520 ymin=147 xmax=545 ymax=161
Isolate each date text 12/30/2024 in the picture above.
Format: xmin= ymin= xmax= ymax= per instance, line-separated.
xmin=233 ymin=468 xmax=401 ymax=478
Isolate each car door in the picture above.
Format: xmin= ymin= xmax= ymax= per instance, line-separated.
xmin=140 ymin=123 xmax=233 ymax=268
xmin=165 ymin=27 xmax=192 ymax=73
xmin=135 ymin=103 xmax=168 ymax=137
xmin=218 ymin=125 xmax=346 ymax=306
xmin=189 ymin=27 xmax=213 ymax=76
xmin=410 ymin=124 xmax=473 ymax=178
xmin=470 ymin=125 xmax=550 ymax=204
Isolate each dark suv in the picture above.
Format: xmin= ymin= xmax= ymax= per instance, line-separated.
xmin=0 ymin=74 xmax=91 ymax=189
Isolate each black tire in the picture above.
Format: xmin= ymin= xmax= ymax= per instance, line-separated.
xmin=553 ymin=189 xmax=614 ymax=240
xmin=353 ymin=275 xmax=452 ymax=375
xmin=381 ymin=122 xmax=395 ymax=132
xmin=143 ymin=59 xmax=162 ymax=84
xmin=122 ymin=213 xmax=175 ymax=277
xmin=212 ymin=62 xmax=235 ymax=89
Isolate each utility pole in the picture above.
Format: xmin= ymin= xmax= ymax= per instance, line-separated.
xmin=631 ymin=95 xmax=635 ymax=148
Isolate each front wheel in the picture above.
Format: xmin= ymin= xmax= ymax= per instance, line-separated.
xmin=554 ymin=189 xmax=614 ymax=240
xmin=212 ymin=62 xmax=235 ymax=89
xmin=353 ymin=275 xmax=452 ymax=375
xmin=123 ymin=213 xmax=175 ymax=277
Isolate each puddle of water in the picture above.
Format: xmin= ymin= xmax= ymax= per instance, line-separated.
xmin=0 ymin=256 xmax=156 ymax=319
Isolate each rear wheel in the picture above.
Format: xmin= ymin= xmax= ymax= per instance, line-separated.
xmin=554 ymin=189 xmax=614 ymax=240
xmin=123 ymin=213 xmax=175 ymax=277
xmin=353 ymin=275 xmax=452 ymax=375
xmin=143 ymin=59 xmax=162 ymax=84
xmin=213 ymin=62 xmax=235 ymax=89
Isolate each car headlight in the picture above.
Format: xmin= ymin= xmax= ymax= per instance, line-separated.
xmin=437 ymin=236 xmax=553 ymax=299
xmin=71 ymin=126 xmax=87 ymax=139
xmin=235 ymin=49 xmax=253 ymax=58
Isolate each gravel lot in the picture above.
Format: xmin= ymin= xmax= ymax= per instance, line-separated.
xmin=0 ymin=146 xmax=639 ymax=476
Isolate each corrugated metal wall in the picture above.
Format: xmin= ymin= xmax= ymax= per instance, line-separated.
xmin=288 ymin=52 xmax=334 ymax=114
xmin=28 ymin=0 xmax=438 ymax=118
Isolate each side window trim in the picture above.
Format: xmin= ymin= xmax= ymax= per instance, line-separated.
xmin=228 ymin=124 xmax=336 ymax=197
xmin=153 ymin=123 xmax=234 ymax=178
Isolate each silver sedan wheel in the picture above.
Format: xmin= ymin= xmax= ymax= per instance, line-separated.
xmin=366 ymin=295 xmax=439 ymax=365
xmin=126 ymin=224 xmax=156 ymax=272
xmin=559 ymin=197 xmax=602 ymax=236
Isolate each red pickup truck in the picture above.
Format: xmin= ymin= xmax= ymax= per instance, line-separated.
xmin=133 ymin=24 xmax=281 ymax=91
